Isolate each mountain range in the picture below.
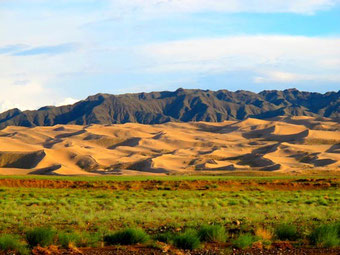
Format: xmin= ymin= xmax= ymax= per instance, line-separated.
xmin=0 ymin=88 xmax=339 ymax=128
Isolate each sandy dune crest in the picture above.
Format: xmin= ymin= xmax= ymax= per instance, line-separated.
xmin=0 ymin=117 xmax=339 ymax=175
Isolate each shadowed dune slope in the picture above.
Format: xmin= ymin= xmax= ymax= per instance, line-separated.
xmin=0 ymin=117 xmax=339 ymax=175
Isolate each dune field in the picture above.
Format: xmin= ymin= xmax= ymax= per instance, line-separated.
xmin=0 ymin=116 xmax=339 ymax=176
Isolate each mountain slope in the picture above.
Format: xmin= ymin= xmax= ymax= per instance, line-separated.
xmin=0 ymin=88 xmax=339 ymax=128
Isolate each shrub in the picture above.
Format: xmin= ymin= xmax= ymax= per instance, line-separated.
xmin=154 ymin=232 xmax=174 ymax=243
xmin=0 ymin=234 xmax=28 ymax=254
xmin=26 ymin=227 xmax=55 ymax=247
xmin=232 ymin=233 xmax=255 ymax=249
xmin=309 ymin=224 xmax=340 ymax=248
xmin=57 ymin=232 xmax=81 ymax=248
xmin=173 ymin=230 xmax=200 ymax=250
xmin=104 ymin=228 xmax=149 ymax=245
xmin=198 ymin=225 xmax=226 ymax=242
xmin=275 ymin=224 xmax=299 ymax=241
xmin=255 ymin=227 xmax=273 ymax=240
xmin=317 ymin=198 xmax=329 ymax=206
xmin=76 ymin=232 xmax=101 ymax=247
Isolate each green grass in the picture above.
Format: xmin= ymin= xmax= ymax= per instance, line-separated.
xmin=0 ymin=176 xmax=338 ymax=251
xmin=172 ymin=230 xmax=201 ymax=250
xmin=57 ymin=231 xmax=82 ymax=248
xmin=198 ymin=224 xmax=227 ymax=242
xmin=309 ymin=224 xmax=340 ymax=248
xmin=275 ymin=224 xmax=299 ymax=241
xmin=232 ymin=233 xmax=256 ymax=249
xmin=25 ymin=227 xmax=55 ymax=247
xmin=0 ymin=187 xmax=338 ymax=235
xmin=154 ymin=232 xmax=174 ymax=243
xmin=104 ymin=228 xmax=149 ymax=245
xmin=0 ymin=234 xmax=28 ymax=254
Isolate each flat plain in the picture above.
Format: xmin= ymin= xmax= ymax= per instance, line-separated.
xmin=0 ymin=175 xmax=339 ymax=254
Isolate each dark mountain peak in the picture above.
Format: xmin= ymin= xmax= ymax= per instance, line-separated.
xmin=283 ymin=88 xmax=299 ymax=92
xmin=38 ymin=106 xmax=56 ymax=111
xmin=85 ymin=93 xmax=111 ymax=101
xmin=0 ymin=108 xmax=22 ymax=115
xmin=0 ymin=88 xmax=338 ymax=129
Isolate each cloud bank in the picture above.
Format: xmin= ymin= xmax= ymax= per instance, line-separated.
xmin=141 ymin=35 xmax=340 ymax=83
xmin=113 ymin=0 xmax=339 ymax=14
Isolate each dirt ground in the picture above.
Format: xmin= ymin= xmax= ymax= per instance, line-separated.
xmin=0 ymin=178 xmax=338 ymax=191
xmin=23 ymin=244 xmax=340 ymax=255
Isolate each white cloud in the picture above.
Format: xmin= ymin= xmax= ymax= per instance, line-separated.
xmin=112 ymin=0 xmax=339 ymax=15
xmin=56 ymin=97 xmax=79 ymax=106
xmin=140 ymin=35 xmax=340 ymax=83
xmin=0 ymin=78 xmax=53 ymax=112
xmin=1 ymin=0 xmax=339 ymax=15
xmin=254 ymin=71 xmax=340 ymax=83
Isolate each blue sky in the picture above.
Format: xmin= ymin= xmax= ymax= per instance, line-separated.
xmin=0 ymin=0 xmax=340 ymax=112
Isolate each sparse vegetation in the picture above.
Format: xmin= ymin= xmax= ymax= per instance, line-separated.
xmin=0 ymin=176 xmax=338 ymax=253
xmin=232 ymin=233 xmax=256 ymax=249
xmin=198 ymin=224 xmax=227 ymax=242
xmin=154 ymin=232 xmax=174 ymax=243
xmin=0 ymin=234 xmax=28 ymax=254
xmin=309 ymin=224 xmax=340 ymax=248
xmin=57 ymin=231 xmax=82 ymax=248
xmin=26 ymin=227 xmax=55 ymax=247
xmin=173 ymin=230 xmax=201 ymax=250
xmin=275 ymin=223 xmax=299 ymax=241
xmin=104 ymin=228 xmax=149 ymax=245
xmin=255 ymin=227 xmax=273 ymax=240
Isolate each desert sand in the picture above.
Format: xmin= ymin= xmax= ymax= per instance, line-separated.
xmin=0 ymin=116 xmax=339 ymax=175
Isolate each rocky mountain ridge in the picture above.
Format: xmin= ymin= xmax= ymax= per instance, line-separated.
xmin=0 ymin=88 xmax=339 ymax=128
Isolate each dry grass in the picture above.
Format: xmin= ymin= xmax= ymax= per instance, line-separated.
xmin=255 ymin=227 xmax=273 ymax=240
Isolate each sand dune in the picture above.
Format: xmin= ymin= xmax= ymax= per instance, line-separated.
xmin=0 ymin=117 xmax=339 ymax=175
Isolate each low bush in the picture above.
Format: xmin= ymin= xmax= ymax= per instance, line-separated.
xmin=57 ymin=231 xmax=81 ymax=248
xmin=76 ymin=232 xmax=101 ymax=247
xmin=0 ymin=234 xmax=28 ymax=254
xmin=25 ymin=227 xmax=55 ymax=247
xmin=255 ymin=227 xmax=273 ymax=240
xmin=232 ymin=233 xmax=256 ymax=249
xmin=154 ymin=232 xmax=174 ymax=243
xmin=173 ymin=230 xmax=200 ymax=250
xmin=198 ymin=224 xmax=226 ymax=242
xmin=104 ymin=228 xmax=149 ymax=245
xmin=309 ymin=224 xmax=340 ymax=248
xmin=275 ymin=224 xmax=299 ymax=241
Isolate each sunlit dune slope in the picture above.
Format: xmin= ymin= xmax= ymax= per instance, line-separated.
xmin=0 ymin=116 xmax=339 ymax=175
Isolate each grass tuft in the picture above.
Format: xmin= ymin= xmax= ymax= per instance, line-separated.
xmin=275 ymin=224 xmax=299 ymax=241
xmin=25 ymin=227 xmax=55 ymax=247
xmin=255 ymin=227 xmax=273 ymax=240
xmin=0 ymin=234 xmax=28 ymax=254
xmin=309 ymin=224 xmax=340 ymax=248
xmin=173 ymin=230 xmax=200 ymax=250
xmin=104 ymin=228 xmax=149 ymax=245
xmin=232 ymin=233 xmax=256 ymax=249
xmin=198 ymin=224 xmax=226 ymax=242
xmin=57 ymin=231 xmax=82 ymax=248
xmin=154 ymin=232 xmax=174 ymax=243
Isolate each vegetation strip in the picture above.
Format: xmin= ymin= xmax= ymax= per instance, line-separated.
xmin=0 ymin=177 xmax=338 ymax=191
xmin=0 ymin=223 xmax=339 ymax=254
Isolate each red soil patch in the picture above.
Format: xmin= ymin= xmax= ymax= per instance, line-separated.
xmin=44 ymin=245 xmax=340 ymax=255
xmin=0 ymin=178 xmax=338 ymax=191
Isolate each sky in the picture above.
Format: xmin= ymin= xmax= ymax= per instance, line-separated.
xmin=0 ymin=0 xmax=340 ymax=112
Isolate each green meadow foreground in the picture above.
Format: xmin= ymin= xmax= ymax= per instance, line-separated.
xmin=0 ymin=175 xmax=339 ymax=254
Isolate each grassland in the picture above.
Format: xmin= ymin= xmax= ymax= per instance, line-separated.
xmin=0 ymin=186 xmax=339 ymax=234
xmin=0 ymin=175 xmax=339 ymax=254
